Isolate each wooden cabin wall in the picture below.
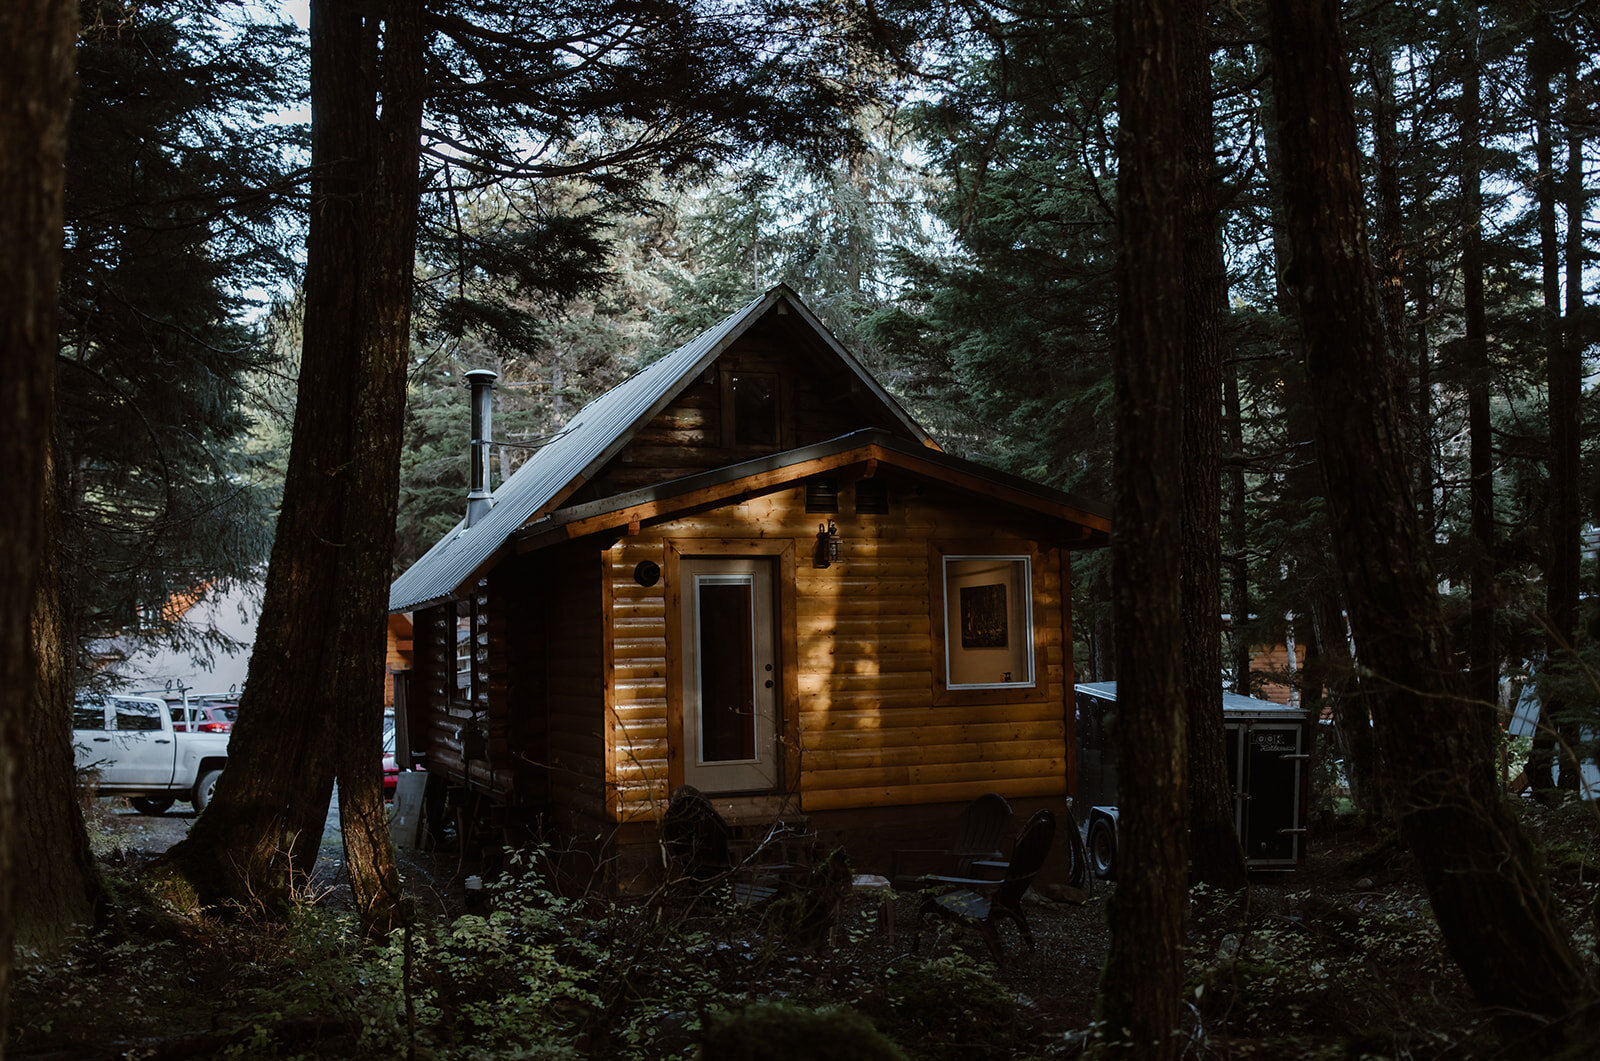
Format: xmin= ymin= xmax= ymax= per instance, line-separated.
xmin=420 ymin=584 xmax=511 ymax=799
xmin=411 ymin=603 xmax=455 ymax=781
xmin=573 ymin=322 xmax=907 ymax=502
xmin=542 ymin=542 xmax=609 ymax=834
xmin=607 ymin=539 xmax=670 ymax=822
xmin=491 ymin=556 xmax=547 ymax=805
xmin=603 ymin=473 xmax=1073 ymax=825
xmin=1249 ymin=641 xmax=1306 ymax=706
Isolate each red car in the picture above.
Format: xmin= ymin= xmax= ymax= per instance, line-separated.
xmin=167 ymin=700 xmax=237 ymax=733
xmin=383 ymin=724 xmax=399 ymax=797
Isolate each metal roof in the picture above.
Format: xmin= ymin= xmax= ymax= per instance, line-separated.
xmin=389 ymin=285 xmax=934 ymax=613
xmin=1075 ymin=681 xmax=1309 ymax=717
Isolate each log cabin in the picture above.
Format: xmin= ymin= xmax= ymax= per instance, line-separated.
xmin=389 ymin=285 xmax=1111 ymax=888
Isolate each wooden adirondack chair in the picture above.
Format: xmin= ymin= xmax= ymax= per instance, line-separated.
xmin=911 ymin=808 xmax=1057 ymax=963
xmin=660 ymin=785 xmax=812 ymax=906
xmin=889 ymin=792 xmax=1012 ymax=888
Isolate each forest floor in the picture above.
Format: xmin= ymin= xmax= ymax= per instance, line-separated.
xmin=8 ymin=796 xmax=1599 ymax=1059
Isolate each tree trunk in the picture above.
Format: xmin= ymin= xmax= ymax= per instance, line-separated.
xmin=1264 ymin=0 xmax=1591 ymax=1026
xmin=1368 ymin=40 xmax=1408 ymax=396
xmin=1414 ymin=258 xmax=1434 ymax=542
xmin=1179 ymin=0 xmax=1247 ymax=894
xmin=1556 ymin=62 xmax=1584 ymax=676
xmin=1307 ymin=582 xmax=1378 ymax=814
xmin=1224 ymin=364 xmax=1250 ymax=695
xmin=1100 ymin=0 xmax=1188 ymax=1053
xmin=336 ymin=0 xmax=426 ymax=933
xmin=1 ymin=0 xmax=80 ymax=1038
xmin=1535 ymin=46 xmax=1580 ymax=792
xmin=167 ymin=0 xmax=420 ymax=933
xmin=16 ymin=445 xmax=107 ymax=959
xmin=1461 ymin=1 xmax=1498 ymax=762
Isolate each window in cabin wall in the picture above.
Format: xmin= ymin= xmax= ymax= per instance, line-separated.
xmin=941 ymin=555 xmax=1035 ymax=689
xmin=454 ymin=604 xmax=473 ymax=697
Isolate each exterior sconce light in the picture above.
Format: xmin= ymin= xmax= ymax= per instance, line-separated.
xmin=814 ymin=520 xmax=841 ymax=568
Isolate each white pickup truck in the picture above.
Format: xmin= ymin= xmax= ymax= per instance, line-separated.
xmin=73 ymin=693 xmax=230 ymax=815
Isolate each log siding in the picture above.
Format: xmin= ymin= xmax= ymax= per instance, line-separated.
xmin=603 ymin=474 xmax=1072 ymax=824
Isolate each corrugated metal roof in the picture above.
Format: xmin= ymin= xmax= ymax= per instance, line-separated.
xmin=389 ymin=285 xmax=934 ymax=613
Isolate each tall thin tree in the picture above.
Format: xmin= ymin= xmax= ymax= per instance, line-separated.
xmin=167 ymin=0 xmax=425 ymax=930
xmin=1462 ymin=1 xmax=1498 ymax=754
xmin=1100 ymin=0 xmax=1188 ymax=1053
xmin=1534 ymin=26 xmax=1582 ymax=791
xmin=1 ymin=0 xmax=80 ymax=1035
xmin=1264 ymin=0 xmax=1591 ymax=1027
xmin=1179 ymin=0 xmax=1248 ymax=894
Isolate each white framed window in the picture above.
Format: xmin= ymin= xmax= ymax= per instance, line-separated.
xmin=455 ymin=610 xmax=473 ymax=694
xmin=941 ymin=555 xmax=1035 ymax=690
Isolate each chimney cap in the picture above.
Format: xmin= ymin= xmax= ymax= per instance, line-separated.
xmin=464 ymin=368 xmax=499 ymax=385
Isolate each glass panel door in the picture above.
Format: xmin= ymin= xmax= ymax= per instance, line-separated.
xmin=682 ymin=558 xmax=777 ymax=792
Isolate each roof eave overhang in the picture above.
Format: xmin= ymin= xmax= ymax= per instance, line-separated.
xmin=511 ymin=430 xmax=1110 ymax=555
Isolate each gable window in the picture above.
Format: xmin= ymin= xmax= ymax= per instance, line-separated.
xmin=941 ymin=555 xmax=1034 ymax=689
xmin=729 ymin=372 xmax=779 ymax=447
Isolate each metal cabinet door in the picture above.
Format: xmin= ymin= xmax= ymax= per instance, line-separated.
xmin=1238 ymin=723 xmax=1305 ymax=867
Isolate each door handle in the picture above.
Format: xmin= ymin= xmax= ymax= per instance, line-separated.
xmin=93 ymin=737 xmax=110 ymax=742
xmin=155 ymin=739 xmax=171 ymax=744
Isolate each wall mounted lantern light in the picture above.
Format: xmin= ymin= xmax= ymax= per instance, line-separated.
xmin=814 ymin=520 xmax=841 ymax=568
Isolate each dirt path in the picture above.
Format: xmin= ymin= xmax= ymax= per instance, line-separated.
xmin=90 ymin=789 xmax=345 ymax=855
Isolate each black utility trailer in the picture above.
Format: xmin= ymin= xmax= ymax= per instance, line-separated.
xmin=1073 ymin=681 xmax=1311 ymax=878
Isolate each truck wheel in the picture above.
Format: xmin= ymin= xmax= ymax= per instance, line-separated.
xmin=193 ymin=769 xmax=222 ymax=813
xmin=1088 ymin=817 xmax=1117 ymax=881
xmin=131 ymin=796 xmax=174 ymax=816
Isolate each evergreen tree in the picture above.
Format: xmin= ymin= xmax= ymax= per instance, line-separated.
xmin=1265 ymin=0 xmax=1591 ymax=1026
xmin=865 ymin=1 xmax=1119 ymax=496
xmin=16 ymin=0 xmax=301 ymax=961
xmin=57 ymin=0 xmax=302 ymax=673
xmin=2 ymin=0 xmax=79 ymax=1003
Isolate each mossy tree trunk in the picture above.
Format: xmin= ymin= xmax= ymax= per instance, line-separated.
xmin=166 ymin=0 xmax=421 ymax=934
xmin=1099 ymin=0 xmax=1189 ymax=1054
xmin=1264 ymin=0 xmax=1592 ymax=1025
xmin=1 ymin=0 xmax=81 ymax=1039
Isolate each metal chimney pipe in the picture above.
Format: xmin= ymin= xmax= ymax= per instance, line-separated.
xmin=464 ymin=369 xmax=498 ymax=527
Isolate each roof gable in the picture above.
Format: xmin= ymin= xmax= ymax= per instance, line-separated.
xmin=390 ymin=286 xmax=935 ymax=612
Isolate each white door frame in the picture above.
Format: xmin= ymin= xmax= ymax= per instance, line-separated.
xmin=680 ymin=556 xmax=778 ymax=793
